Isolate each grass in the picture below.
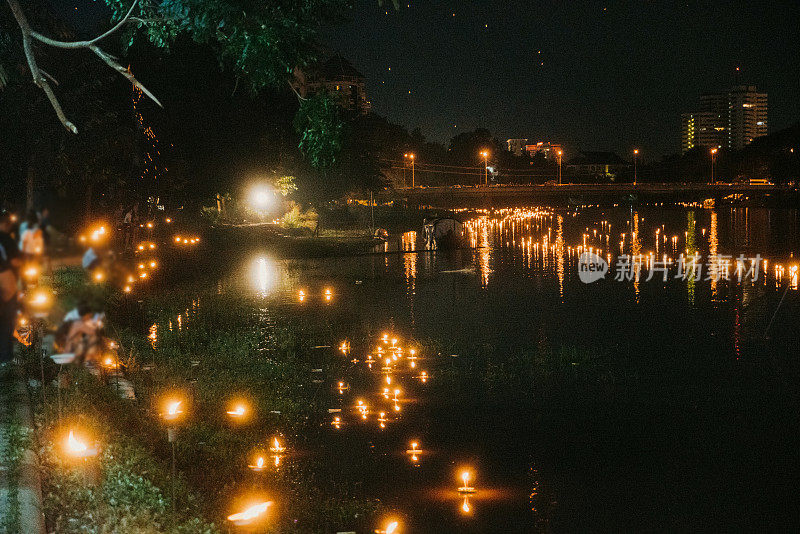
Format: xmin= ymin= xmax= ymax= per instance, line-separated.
xmin=26 ymin=268 xmax=382 ymax=533
xmin=1 ymin=423 xmax=33 ymax=534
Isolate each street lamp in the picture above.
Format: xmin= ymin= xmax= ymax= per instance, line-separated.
xmin=556 ymin=150 xmax=563 ymax=185
xmin=710 ymin=148 xmax=718 ymax=184
xmin=404 ymin=153 xmax=416 ymax=188
xmin=480 ymin=150 xmax=489 ymax=186
xmin=633 ymin=149 xmax=639 ymax=185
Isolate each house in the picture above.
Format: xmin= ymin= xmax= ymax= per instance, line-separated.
xmin=293 ymin=56 xmax=371 ymax=115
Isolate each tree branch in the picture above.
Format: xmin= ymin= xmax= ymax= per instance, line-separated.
xmin=6 ymin=0 xmax=77 ymax=133
xmin=89 ymin=45 xmax=162 ymax=108
xmin=6 ymin=0 xmax=162 ymax=133
xmin=29 ymin=0 xmax=139 ymax=49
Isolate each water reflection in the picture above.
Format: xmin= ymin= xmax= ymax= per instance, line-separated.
xmin=160 ymin=204 xmax=799 ymax=532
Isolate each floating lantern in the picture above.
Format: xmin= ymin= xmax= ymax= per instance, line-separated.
xmin=458 ymin=470 xmax=476 ymax=494
xmin=269 ymin=437 xmax=285 ymax=454
xmin=356 ymin=400 xmax=368 ymax=420
xmin=406 ymin=441 xmax=423 ymax=463
xmin=248 ymin=456 xmax=267 ymax=472
xmin=378 ymin=411 xmax=388 ymax=428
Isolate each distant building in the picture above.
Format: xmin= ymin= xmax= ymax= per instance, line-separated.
xmin=506 ymin=138 xmax=528 ymax=156
xmin=681 ymin=111 xmax=725 ymax=153
xmin=681 ymin=85 xmax=767 ymax=152
xmin=525 ymin=141 xmax=562 ymax=160
xmin=727 ymin=85 xmax=768 ymax=150
xmin=293 ymin=56 xmax=371 ymax=115
xmin=567 ymin=152 xmax=628 ymax=178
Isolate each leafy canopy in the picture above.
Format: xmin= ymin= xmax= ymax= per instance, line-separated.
xmin=106 ymin=0 xmax=353 ymax=90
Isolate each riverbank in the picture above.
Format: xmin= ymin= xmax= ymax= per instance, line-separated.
xmin=17 ymin=266 xmax=384 ymax=533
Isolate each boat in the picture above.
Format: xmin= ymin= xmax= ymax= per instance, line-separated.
xmin=423 ymin=217 xmax=464 ymax=249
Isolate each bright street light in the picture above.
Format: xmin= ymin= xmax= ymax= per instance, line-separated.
xmin=480 ymin=150 xmax=489 ymax=186
xmin=404 ymin=153 xmax=416 ymax=188
xmin=248 ymin=184 xmax=275 ymax=212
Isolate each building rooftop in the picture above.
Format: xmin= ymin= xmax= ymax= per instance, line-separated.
xmin=315 ymin=56 xmax=365 ymax=80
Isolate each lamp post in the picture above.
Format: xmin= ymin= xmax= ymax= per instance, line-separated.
xmin=404 ymin=153 xmax=416 ymax=188
xmin=159 ymin=396 xmax=185 ymax=515
xmin=710 ymin=148 xmax=718 ymax=184
xmin=480 ymin=150 xmax=489 ymax=186
xmin=556 ymin=150 xmax=563 ymax=185
xmin=633 ymin=149 xmax=639 ymax=185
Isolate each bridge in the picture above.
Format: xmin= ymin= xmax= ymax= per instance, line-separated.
xmin=381 ymin=183 xmax=796 ymax=208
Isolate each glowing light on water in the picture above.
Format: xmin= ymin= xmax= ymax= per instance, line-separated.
xmin=251 ymin=257 xmax=277 ymax=297
xmin=460 ymin=496 xmax=472 ymax=514
xmin=248 ymin=456 xmax=266 ymax=472
xmin=458 ymin=470 xmax=476 ymax=494
xmin=270 ymin=437 xmax=285 ymax=454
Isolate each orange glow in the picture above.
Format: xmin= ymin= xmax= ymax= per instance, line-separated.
xmin=64 ymin=429 xmax=98 ymax=459
xmin=161 ymin=398 xmax=184 ymax=423
xmin=227 ymin=501 xmax=272 ymax=525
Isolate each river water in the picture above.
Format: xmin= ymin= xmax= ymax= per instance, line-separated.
xmin=169 ymin=205 xmax=800 ymax=531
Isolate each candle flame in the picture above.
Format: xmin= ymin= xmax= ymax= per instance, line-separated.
xmin=66 ymin=430 xmax=87 ymax=455
xmin=227 ymin=501 xmax=272 ymax=524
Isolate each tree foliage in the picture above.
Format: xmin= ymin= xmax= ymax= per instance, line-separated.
xmin=293 ymin=91 xmax=344 ymax=170
xmin=107 ymin=0 xmax=353 ymax=91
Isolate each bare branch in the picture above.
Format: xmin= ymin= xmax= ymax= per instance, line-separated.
xmin=88 ymin=45 xmax=163 ymax=108
xmin=29 ymin=0 xmax=139 ymax=49
xmin=39 ymin=78 xmax=78 ymax=133
xmin=6 ymin=0 xmax=78 ymax=133
xmin=288 ymin=79 xmax=307 ymax=101
xmin=40 ymin=69 xmax=59 ymax=86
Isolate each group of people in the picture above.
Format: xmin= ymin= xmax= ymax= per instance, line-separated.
xmin=0 ymin=209 xmax=49 ymax=368
xmin=1 ymin=208 xmax=104 ymax=370
xmin=0 ymin=212 xmax=20 ymax=369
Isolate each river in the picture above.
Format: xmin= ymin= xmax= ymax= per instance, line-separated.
xmin=158 ymin=204 xmax=800 ymax=532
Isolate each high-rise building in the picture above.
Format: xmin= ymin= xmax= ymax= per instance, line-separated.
xmin=681 ymin=85 xmax=767 ymax=152
xmin=506 ymin=138 xmax=528 ymax=156
xmin=681 ymin=111 xmax=725 ymax=153
xmin=727 ymin=85 xmax=768 ymax=150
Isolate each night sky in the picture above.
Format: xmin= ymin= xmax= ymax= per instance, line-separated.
xmin=323 ymin=0 xmax=800 ymax=157
xmin=52 ymin=0 xmax=800 ymax=158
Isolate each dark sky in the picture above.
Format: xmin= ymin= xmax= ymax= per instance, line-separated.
xmin=322 ymin=0 xmax=800 ymax=157
xmin=51 ymin=0 xmax=800 ymax=158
